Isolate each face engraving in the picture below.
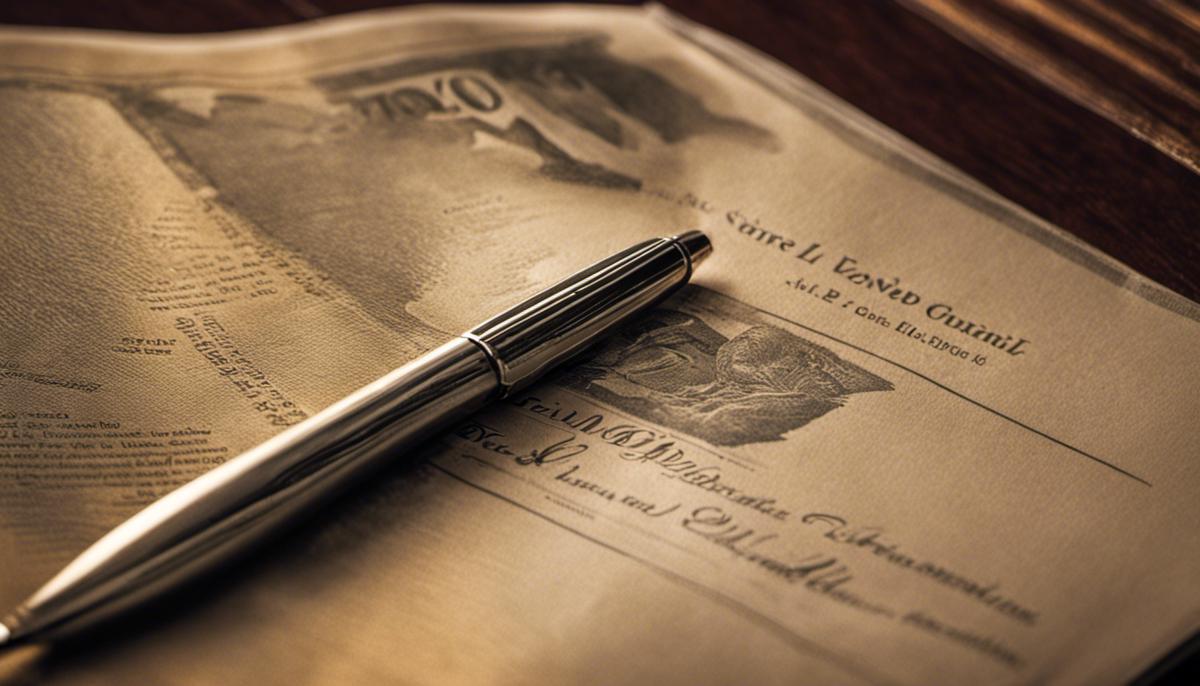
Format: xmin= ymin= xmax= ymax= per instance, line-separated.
xmin=558 ymin=302 xmax=893 ymax=447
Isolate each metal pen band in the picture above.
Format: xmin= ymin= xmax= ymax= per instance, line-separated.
xmin=466 ymin=232 xmax=711 ymax=394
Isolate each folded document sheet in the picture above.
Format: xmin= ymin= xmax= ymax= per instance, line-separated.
xmin=0 ymin=5 xmax=1197 ymax=684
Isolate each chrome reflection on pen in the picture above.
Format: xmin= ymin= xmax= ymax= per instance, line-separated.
xmin=0 ymin=230 xmax=712 ymax=647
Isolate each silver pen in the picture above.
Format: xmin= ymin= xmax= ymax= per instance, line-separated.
xmin=0 ymin=230 xmax=712 ymax=648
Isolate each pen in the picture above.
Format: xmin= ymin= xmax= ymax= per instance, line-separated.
xmin=0 ymin=230 xmax=711 ymax=648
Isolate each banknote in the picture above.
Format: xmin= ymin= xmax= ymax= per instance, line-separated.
xmin=0 ymin=5 xmax=1197 ymax=685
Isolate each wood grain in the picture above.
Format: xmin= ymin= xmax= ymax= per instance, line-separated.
xmin=904 ymin=0 xmax=1200 ymax=173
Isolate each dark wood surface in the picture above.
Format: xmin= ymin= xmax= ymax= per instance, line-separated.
xmin=1 ymin=1 xmax=1197 ymax=683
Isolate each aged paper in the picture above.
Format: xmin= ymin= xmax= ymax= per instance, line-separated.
xmin=1 ymin=5 xmax=1198 ymax=685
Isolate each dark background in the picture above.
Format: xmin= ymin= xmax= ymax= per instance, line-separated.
xmin=1 ymin=1 xmax=1197 ymax=683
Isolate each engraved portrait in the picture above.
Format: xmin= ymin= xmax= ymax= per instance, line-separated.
xmin=557 ymin=289 xmax=893 ymax=447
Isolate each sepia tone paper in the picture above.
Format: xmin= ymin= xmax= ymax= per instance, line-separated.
xmin=0 ymin=5 xmax=1198 ymax=685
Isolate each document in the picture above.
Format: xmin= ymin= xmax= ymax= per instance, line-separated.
xmin=1 ymin=5 xmax=1197 ymax=684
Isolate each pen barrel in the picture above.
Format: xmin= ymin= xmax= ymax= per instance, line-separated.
xmin=7 ymin=337 xmax=498 ymax=641
xmin=5 ymin=230 xmax=710 ymax=643
xmin=468 ymin=233 xmax=702 ymax=392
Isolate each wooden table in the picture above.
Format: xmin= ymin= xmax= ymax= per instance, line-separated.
xmin=2 ymin=1 xmax=1197 ymax=683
